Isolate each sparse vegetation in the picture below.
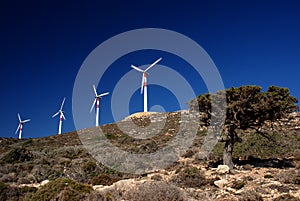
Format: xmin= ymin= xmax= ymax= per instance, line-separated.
xmin=273 ymin=194 xmax=300 ymax=201
xmin=0 ymin=181 xmax=37 ymax=201
xmin=275 ymin=169 xmax=300 ymax=184
xmin=1 ymin=148 xmax=32 ymax=163
xmin=264 ymin=174 xmax=274 ymax=179
xmin=124 ymin=181 xmax=185 ymax=201
xmin=231 ymin=179 xmax=246 ymax=189
xmin=171 ymin=166 xmax=208 ymax=188
xmin=238 ymin=190 xmax=263 ymax=201
xmin=0 ymin=101 xmax=299 ymax=200
xmin=24 ymin=178 xmax=92 ymax=201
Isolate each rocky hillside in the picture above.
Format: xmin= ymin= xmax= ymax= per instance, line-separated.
xmin=0 ymin=111 xmax=299 ymax=201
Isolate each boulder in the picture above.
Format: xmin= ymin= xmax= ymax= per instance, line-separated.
xmin=216 ymin=165 xmax=230 ymax=174
xmin=214 ymin=179 xmax=229 ymax=188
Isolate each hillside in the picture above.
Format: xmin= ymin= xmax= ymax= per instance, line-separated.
xmin=0 ymin=111 xmax=299 ymax=201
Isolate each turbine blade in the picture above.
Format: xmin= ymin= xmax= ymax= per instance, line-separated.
xmin=60 ymin=97 xmax=66 ymax=110
xmin=93 ymin=85 xmax=98 ymax=96
xmin=22 ymin=119 xmax=30 ymax=123
xmin=52 ymin=111 xmax=59 ymax=118
xmin=145 ymin=57 xmax=162 ymax=72
xmin=90 ymin=98 xmax=97 ymax=113
xmin=61 ymin=112 xmax=66 ymax=120
xmin=17 ymin=113 xmax=21 ymax=122
xmin=131 ymin=65 xmax=144 ymax=73
xmin=15 ymin=124 xmax=20 ymax=134
xmin=99 ymin=92 xmax=109 ymax=97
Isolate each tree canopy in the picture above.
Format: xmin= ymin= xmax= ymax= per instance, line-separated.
xmin=189 ymin=85 xmax=298 ymax=168
xmin=189 ymin=85 xmax=298 ymax=131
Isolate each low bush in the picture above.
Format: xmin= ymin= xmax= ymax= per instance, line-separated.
xmin=0 ymin=182 xmax=8 ymax=200
xmin=264 ymin=174 xmax=274 ymax=179
xmin=151 ymin=174 xmax=163 ymax=181
xmin=86 ymin=191 xmax=106 ymax=201
xmin=273 ymin=194 xmax=300 ymax=201
xmin=231 ymin=179 xmax=247 ymax=190
xmin=238 ymin=190 xmax=263 ymax=201
xmin=124 ymin=181 xmax=185 ymax=201
xmin=24 ymin=178 xmax=92 ymax=201
xmin=269 ymin=184 xmax=290 ymax=193
xmin=242 ymin=175 xmax=254 ymax=181
xmin=0 ymin=182 xmax=37 ymax=201
xmin=275 ymin=169 xmax=300 ymax=184
xmin=1 ymin=148 xmax=32 ymax=163
xmin=82 ymin=161 xmax=97 ymax=174
xmin=171 ymin=166 xmax=207 ymax=188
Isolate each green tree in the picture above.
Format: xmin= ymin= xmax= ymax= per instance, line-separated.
xmin=189 ymin=85 xmax=298 ymax=169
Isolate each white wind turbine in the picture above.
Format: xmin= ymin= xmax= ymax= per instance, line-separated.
xmin=131 ymin=57 xmax=162 ymax=112
xmin=15 ymin=113 xmax=30 ymax=139
xmin=52 ymin=97 xmax=66 ymax=134
xmin=90 ymin=85 xmax=109 ymax=127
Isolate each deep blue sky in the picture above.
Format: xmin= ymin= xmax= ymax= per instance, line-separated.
xmin=1 ymin=0 xmax=299 ymax=138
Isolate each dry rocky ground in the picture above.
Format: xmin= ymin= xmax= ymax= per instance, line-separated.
xmin=0 ymin=111 xmax=299 ymax=200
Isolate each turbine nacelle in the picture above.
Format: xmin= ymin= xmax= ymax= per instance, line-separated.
xmin=15 ymin=113 xmax=30 ymax=138
xmin=90 ymin=85 xmax=109 ymax=113
xmin=130 ymin=57 xmax=162 ymax=112
xmin=131 ymin=57 xmax=162 ymax=94
xmin=52 ymin=97 xmax=66 ymax=135
xmin=52 ymin=98 xmax=66 ymax=120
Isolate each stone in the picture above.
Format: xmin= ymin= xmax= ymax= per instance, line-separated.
xmin=214 ymin=179 xmax=229 ymax=188
xmin=40 ymin=179 xmax=49 ymax=186
xmin=216 ymin=165 xmax=230 ymax=174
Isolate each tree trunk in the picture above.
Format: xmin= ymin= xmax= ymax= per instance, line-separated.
xmin=223 ymin=139 xmax=234 ymax=169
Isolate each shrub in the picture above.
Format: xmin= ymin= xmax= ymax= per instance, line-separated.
xmin=269 ymin=184 xmax=290 ymax=193
xmin=264 ymin=174 xmax=274 ymax=179
xmin=0 ymin=182 xmax=37 ymax=201
xmin=231 ymin=179 xmax=246 ymax=190
xmin=242 ymin=175 xmax=254 ymax=181
xmin=171 ymin=166 xmax=207 ymax=188
xmin=238 ymin=190 xmax=263 ymax=201
xmin=82 ymin=161 xmax=97 ymax=174
xmin=1 ymin=148 xmax=32 ymax=163
xmin=105 ymin=133 xmax=116 ymax=140
xmin=24 ymin=178 xmax=92 ymax=201
xmin=86 ymin=191 xmax=106 ymax=201
xmin=63 ymin=147 xmax=83 ymax=159
xmin=0 ymin=182 xmax=8 ymax=200
xmin=0 ymin=172 xmax=18 ymax=183
xmin=275 ymin=169 xmax=300 ymax=184
xmin=124 ymin=181 xmax=185 ymax=201
xmin=151 ymin=174 xmax=163 ymax=181
xmin=273 ymin=194 xmax=300 ymax=201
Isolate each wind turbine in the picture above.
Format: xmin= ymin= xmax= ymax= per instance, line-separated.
xmin=131 ymin=57 xmax=162 ymax=112
xmin=90 ymin=85 xmax=109 ymax=127
xmin=15 ymin=113 xmax=30 ymax=139
xmin=52 ymin=97 xmax=66 ymax=134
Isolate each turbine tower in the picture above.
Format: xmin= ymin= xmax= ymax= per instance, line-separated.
xmin=131 ymin=57 xmax=162 ymax=112
xmin=15 ymin=113 xmax=30 ymax=139
xmin=90 ymin=85 xmax=109 ymax=127
xmin=52 ymin=97 xmax=66 ymax=134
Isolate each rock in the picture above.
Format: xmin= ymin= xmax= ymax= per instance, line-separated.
xmin=93 ymin=185 xmax=104 ymax=190
xmin=216 ymin=165 xmax=230 ymax=174
xmin=40 ymin=179 xmax=49 ymax=186
xmin=226 ymin=187 xmax=237 ymax=193
xmin=214 ymin=179 xmax=229 ymax=188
